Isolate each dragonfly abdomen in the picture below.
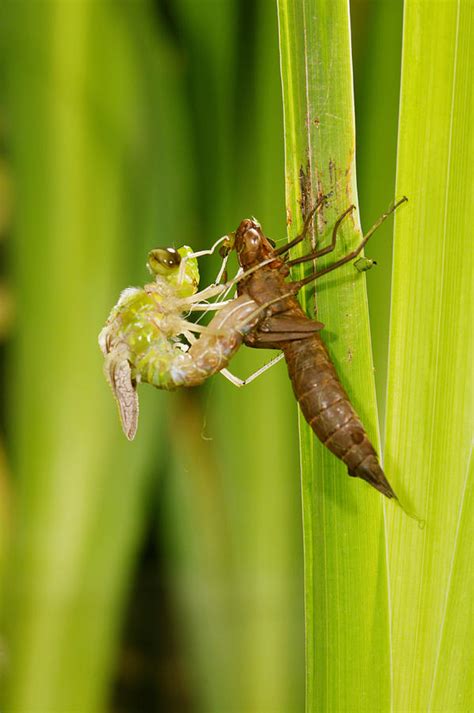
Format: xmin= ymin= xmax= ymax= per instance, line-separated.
xmin=170 ymin=295 xmax=260 ymax=387
xmin=282 ymin=334 xmax=396 ymax=499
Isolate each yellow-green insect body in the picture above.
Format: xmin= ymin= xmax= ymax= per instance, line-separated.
xmin=100 ymin=246 xmax=198 ymax=389
xmin=99 ymin=244 xmax=260 ymax=439
xmin=104 ymin=291 xmax=180 ymax=390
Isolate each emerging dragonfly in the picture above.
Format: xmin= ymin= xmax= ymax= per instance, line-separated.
xmin=224 ymin=197 xmax=407 ymax=500
xmin=99 ymin=243 xmax=269 ymax=440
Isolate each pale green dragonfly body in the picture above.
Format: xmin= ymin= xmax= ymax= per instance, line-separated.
xmin=99 ymin=245 xmax=260 ymax=440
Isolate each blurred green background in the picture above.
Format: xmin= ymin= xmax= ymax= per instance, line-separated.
xmin=0 ymin=1 xmax=402 ymax=711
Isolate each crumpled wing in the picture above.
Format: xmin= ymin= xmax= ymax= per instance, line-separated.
xmin=104 ymin=354 xmax=139 ymax=440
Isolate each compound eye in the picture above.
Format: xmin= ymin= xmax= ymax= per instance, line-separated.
xmin=147 ymin=247 xmax=182 ymax=274
xmin=159 ymin=247 xmax=181 ymax=267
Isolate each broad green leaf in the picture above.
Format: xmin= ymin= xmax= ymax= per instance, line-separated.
xmin=386 ymin=1 xmax=473 ymax=710
xmin=277 ymin=1 xmax=391 ymax=710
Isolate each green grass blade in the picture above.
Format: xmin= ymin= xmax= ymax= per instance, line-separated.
xmin=386 ymin=1 xmax=473 ymax=710
xmin=355 ymin=0 xmax=403 ymax=432
xmin=277 ymin=1 xmax=391 ymax=710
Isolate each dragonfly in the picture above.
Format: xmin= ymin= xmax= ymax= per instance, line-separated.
xmin=99 ymin=242 xmax=274 ymax=440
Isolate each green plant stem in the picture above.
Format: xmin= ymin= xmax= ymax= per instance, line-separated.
xmin=385 ymin=1 xmax=473 ymax=709
xmin=277 ymin=1 xmax=391 ymax=710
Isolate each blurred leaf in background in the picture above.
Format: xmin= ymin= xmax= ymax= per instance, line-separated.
xmin=0 ymin=0 xmax=304 ymax=711
xmin=0 ymin=0 xmax=194 ymax=710
xmin=155 ymin=1 xmax=304 ymax=711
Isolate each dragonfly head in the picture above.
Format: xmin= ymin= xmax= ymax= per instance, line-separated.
xmin=233 ymin=218 xmax=276 ymax=270
xmin=147 ymin=245 xmax=199 ymax=297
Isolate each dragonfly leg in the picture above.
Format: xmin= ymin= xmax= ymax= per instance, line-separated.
xmin=179 ymin=320 xmax=210 ymax=334
xmin=293 ymin=197 xmax=407 ymax=289
xmin=183 ymin=258 xmax=273 ymax=306
xmin=210 ymin=291 xmax=296 ymax=335
xmin=275 ymin=193 xmax=330 ymax=256
xmin=182 ymin=330 xmax=196 ymax=345
xmin=184 ymin=282 xmax=229 ymax=303
xmin=181 ymin=234 xmax=228 ymax=261
xmin=184 ymin=248 xmax=300 ymax=308
xmin=181 ymin=245 xmax=234 ymax=304
xmin=178 ymin=234 xmax=230 ymax=285
xmin=286 ymin=205 xmax=355 ymax=267
xmin=188 ymin=300 xmax=233 ymax=312
xmin=214 ymin=249 xmax=230 ymax=285
xmin=220 ymin=353 xmax=285 ymax=387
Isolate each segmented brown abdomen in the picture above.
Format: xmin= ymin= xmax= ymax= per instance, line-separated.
xmin=282 ymin=334 xmax=396 ymax=499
